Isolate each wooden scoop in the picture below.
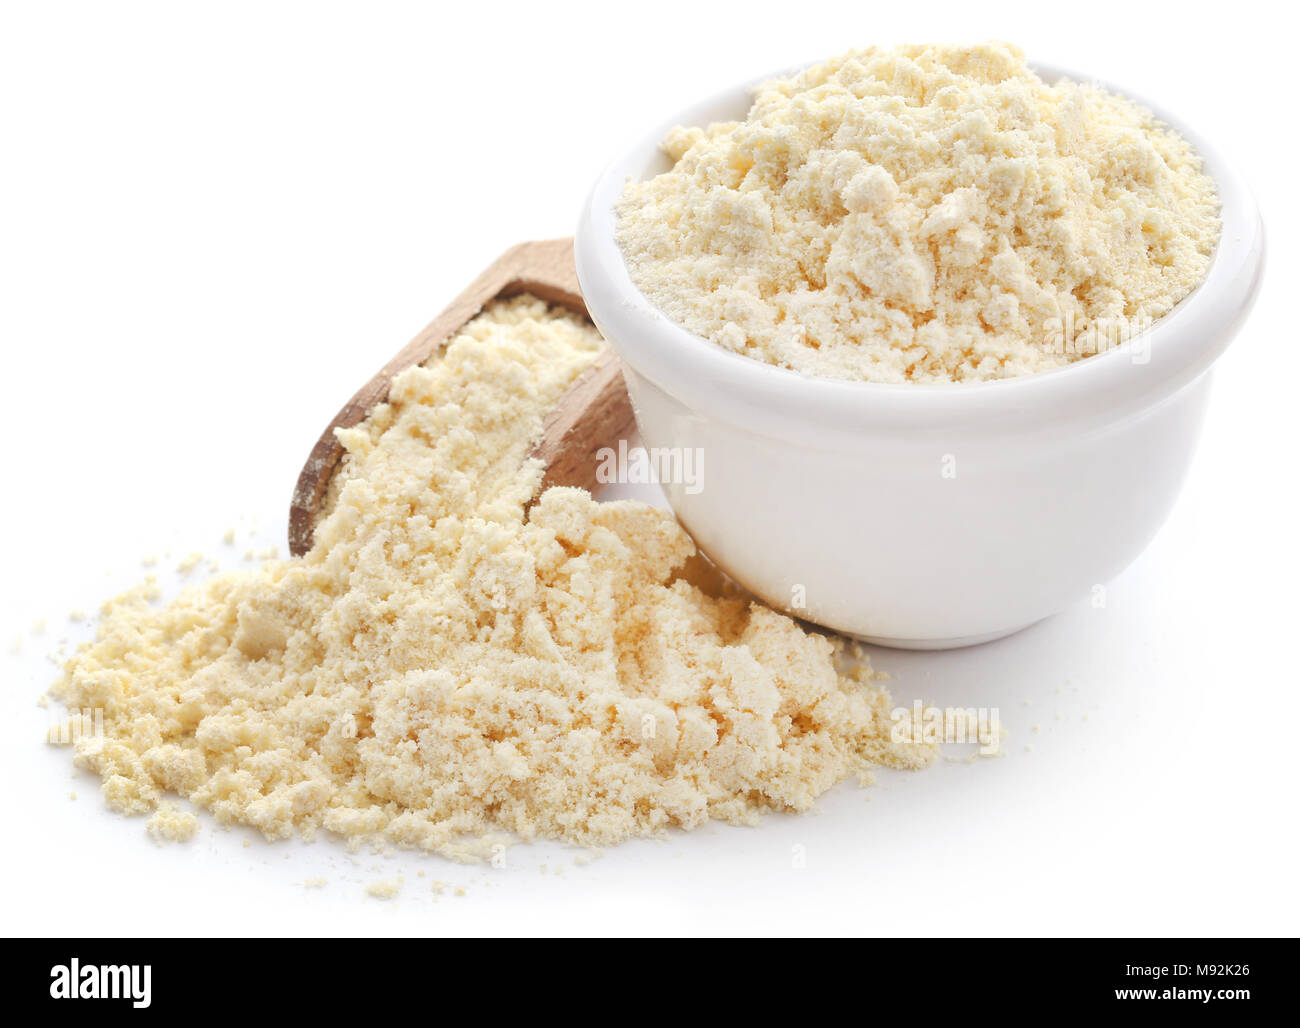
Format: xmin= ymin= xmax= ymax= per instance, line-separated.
xmin=288 ymin=238 xmax=634 ymax=557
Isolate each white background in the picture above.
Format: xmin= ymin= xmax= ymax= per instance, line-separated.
xmin=1 ymin=0 xmax=1295 ymax=937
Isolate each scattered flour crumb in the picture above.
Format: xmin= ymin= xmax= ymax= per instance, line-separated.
xmin=365 ymin=879 xmax=402 ymax=900
xmin=303 ymin=877 xmax=328 ymax=888
xmin=146 ymin=802 xmax=199 ymax=843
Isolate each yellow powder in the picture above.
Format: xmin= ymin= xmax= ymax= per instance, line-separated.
xmin=49 ymin=295 xmax=934 ymax=860
xmin=616 ymin=41 xmax=1220 ymax=384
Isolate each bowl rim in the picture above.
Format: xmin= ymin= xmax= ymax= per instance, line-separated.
xmin=575 ymin=58 xmax=1265 ymax=437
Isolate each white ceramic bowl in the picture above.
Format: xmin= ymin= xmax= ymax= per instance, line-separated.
xmin=576 ymin=63 xmax=1265 ymax=649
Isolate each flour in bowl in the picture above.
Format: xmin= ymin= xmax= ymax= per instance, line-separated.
xmin=616 ymin=42 xmax=1219 ymax=384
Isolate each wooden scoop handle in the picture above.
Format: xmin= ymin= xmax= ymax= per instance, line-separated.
xmin=288 ymin=237 xmax=635 ymax=556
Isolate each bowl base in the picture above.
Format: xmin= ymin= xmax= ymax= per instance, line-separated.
xmin=850 ymin=618 xmax=1042 ymax=651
